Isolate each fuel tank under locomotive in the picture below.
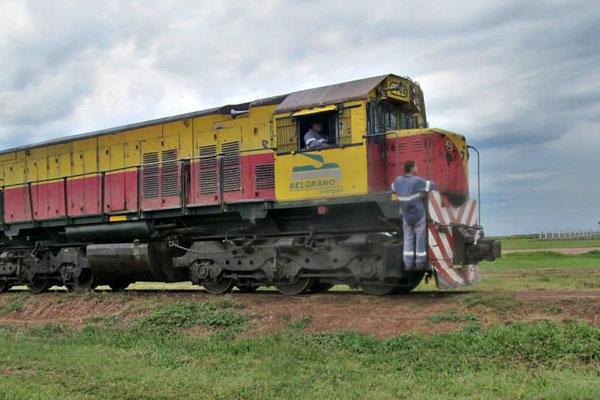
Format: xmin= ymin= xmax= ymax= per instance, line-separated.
xmin=86 ymin=242 xmax=187 ymax=283
xmin=64 ymin=222 xmax=184 ymax=283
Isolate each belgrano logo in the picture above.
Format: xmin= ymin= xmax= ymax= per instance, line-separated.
xmin=289 ymin=153 xmax=343 ymax=194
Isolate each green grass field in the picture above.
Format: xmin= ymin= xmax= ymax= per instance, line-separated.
xmin=499 ymin=237 xmax=600 ymax=250
xmin=481 ymin=251 xmax=600 ymax=271
xmin=0 ymin=251 xmax=599 ymax=399
xmin=474 ymin=251 xmax=600 ymax=291
xmin=0 ymin=309 xmax=599 ymax=399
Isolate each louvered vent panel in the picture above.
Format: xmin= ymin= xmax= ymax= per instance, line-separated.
xmin=199 ymin=145 xmax=218 ymax=195
xmin=254 ymin=163 xmax=275 ymax=189
xmin=142 ymin=152 xmax=159 ymax=198
xmin=411 ymin=139 xmax=424 ymax=152
xmin=221 ymin=141 xmax=241 ymax=192
xmin=397 ymin=142 xmax=408 ymax=153
xmin=161 ymin=149 xmax=179 ymax=197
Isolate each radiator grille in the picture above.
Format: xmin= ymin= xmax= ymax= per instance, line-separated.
xmin=254 ymin=163 xmax=275 ymax=189
xmin=161 ymin=149 xmax=179 ymax=197
xmin=221 ymin=142 xmax=241 ymax=192
xmin=199 ymin=145 xmax=218 ymax=195
xmin=142 ymin=152 xmax=159 ymax=198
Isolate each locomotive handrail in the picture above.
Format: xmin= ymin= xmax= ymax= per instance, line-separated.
xmin=0 ymin=139 xmax=371 ymax=189
xmin=362 ymin=131 xmax=397 ymax=138
xmin=0 ymin=139 xmax=368 ymax=224
xmin=0 ymin=145 xmax=278 ymax=189
xmin=361 ymin=128 xmax=429 ymax=138
xmin=274 ymin=141 xmax=364 ymax=156
xmin=0 ymin=144 xmax=282 ymax=224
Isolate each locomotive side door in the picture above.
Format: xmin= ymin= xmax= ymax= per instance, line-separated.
xmin=68 ymin=140 xmax=101 ymax=217
xmin=4 ymin=161 xmax=30 ymax=222
xmin=99 ymin=144 xmax=127 ymax=213
xmin=46 ymin=143 xmax=69 ymax=219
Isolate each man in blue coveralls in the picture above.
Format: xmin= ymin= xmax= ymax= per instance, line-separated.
xmin=390 ymin=160 xmax=436 ymax=270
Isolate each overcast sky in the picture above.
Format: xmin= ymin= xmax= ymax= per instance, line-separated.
xmin=1 ymin=0 xmax=599 ymax=235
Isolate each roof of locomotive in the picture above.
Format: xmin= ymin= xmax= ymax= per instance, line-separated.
xmin=274 ymin=74 xmax=389 ymax=113
xmin=0 ymin=73 xmax=408 ymax=155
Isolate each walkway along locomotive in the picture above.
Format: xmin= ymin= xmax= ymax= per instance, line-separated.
xmin=0 ymin=74 xmax=500 ymax=295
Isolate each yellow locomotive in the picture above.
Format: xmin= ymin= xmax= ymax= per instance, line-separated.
xmin=0 ymin=74 xmax=499 ymax=295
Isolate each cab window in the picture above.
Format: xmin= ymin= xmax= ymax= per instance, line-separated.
xmin=368 ymin=100 xmax=422 ymax=134
xmin=296 ymin=111 xmax=338 ymax=150
xmin=275 ymin=111 xmax=339 ymax=153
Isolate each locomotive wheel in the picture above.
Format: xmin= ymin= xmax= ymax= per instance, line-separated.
xmin=108 ymin=280 xmax=131 ymax=292
xmin=395 ymin=272 xmax=425 ymax=294
xmin=275 ymin=278 xmax=314 ymax=296
xmin=0 ymin=280 xmax=11 ymax=293
xmin=203 ymin=279 xmax=234 ymax=295
xmin=65 ymin=269 xmax=96 ymax=293
xmin=27 ymin=278 xmax=52 ymax=294
xmin=309 ymin=280 xmax=334 ymax=293
xmin=360 ymin=282 xmax=400 ymax=296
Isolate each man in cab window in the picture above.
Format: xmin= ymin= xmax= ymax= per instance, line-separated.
xmin=304 ymin=122 xmax=328 ymax=149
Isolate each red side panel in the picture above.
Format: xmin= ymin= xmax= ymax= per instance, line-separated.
xmin=430 ymin=135 xmax=468 ymax=196
xmin=31 ymin=180 xmax=66 ymax=220
xmin=104 ymin=170 xmax=138 ymax=213
xmin=68 ymin=175 xmax=101 ymax=217
xmin=385 ymin=134 xmax=430 ymax=186
xmin=105 ymin=172 xmax=126 ymax=212
xmin=188 ymin=159 xmax=220 ymax=206
xmin=243 ymin=153 xmax=275 ymax=201
xmin=48 ymin=180 xmax=66 ymax=218
xmin=369 ymin=131 xmax=468 ymax=200
xmin=4 ymin=186 xmax=31 ymax=223
xmin=67 ymin=178 xmax=84 ymax=217
xmin=124 ymin=170 xmax=139 ymax=212
xmin=84 ymin=176 xmax=101 ymax=215
xmin=223 ymin=188 xmax=243 ymax=204
xmin=31 ymin=184 xmax=47 ymax=220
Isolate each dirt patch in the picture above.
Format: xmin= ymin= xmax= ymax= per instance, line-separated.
xmin=1 ymin=288 xmax=598 ymax=338
xmin=239 ymin=291 xmax=466 ymax=337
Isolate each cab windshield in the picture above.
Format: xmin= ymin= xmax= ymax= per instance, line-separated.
xmin=368 ymin=100 xmax=425 ymax=134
